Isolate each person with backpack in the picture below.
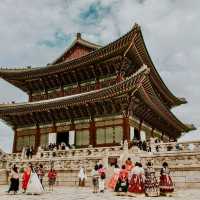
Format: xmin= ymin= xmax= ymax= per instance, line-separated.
xmin=91 ymin=164 xmax=99 ymax=193
xmin=114 ymin=165 xmax=129 ymax=195
xmin=98 ymin=164 xmax=106 ymax=192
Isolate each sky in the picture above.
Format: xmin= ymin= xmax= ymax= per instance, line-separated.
xmin=0 ymin=0 xmax=199 ymax=152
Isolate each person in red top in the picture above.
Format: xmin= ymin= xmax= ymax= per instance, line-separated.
xmin=22 ymin=163 xmax=32 ymax=193
xmin=115 ymin=165 xmax=129 ymax=194
xmin=48 ymin=167 xmax=57 ymax=191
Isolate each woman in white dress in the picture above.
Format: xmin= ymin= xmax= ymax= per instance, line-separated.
xmin=26 ymin=164 xmax=44 ymax=195
xmin=78 ymin=166 xmax=87 ymax=187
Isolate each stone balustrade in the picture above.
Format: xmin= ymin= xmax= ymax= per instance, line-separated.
xmin=27 ymin=146 xmax=122 ymax=160
xmin=151 ymin=140 xmax=200 ymax=153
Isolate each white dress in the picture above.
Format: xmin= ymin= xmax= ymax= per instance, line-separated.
xmin=26 ymin=171 xmax=44 ymax=195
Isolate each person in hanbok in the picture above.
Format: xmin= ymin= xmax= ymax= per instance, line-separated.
xmin=37 ymin=164 xmax=45 ymax=186
xmin=128 ymin=162 xmax=145 ymax=197
xmin=78 ymin=166 xmax=87 ymax=187
xmin=125 ymin=158 xmax=134 ymax=172
xmin=22 ymin=163 xmax=32 ymax=193
xmin=98 ymin=164 xmax=106 ymax=192
xmin=26 ymin=164 xmax=44 ymax=195
xmin=107 ymin=164 xmax=120 ymax=190
xmin=48 ymin=167 xmax=57 ymax=191
xmin=114 ymin=165 xmax=129 ymax=194
xmin=91 ymin=164 xmax=99 ymax=193
xmin=160 ymin=162 xmax=174 ymax=196
xmin=8 ymin=165 xmax=19 ymax=194
xmin=144 ymin=162 xmax=160 ymax=197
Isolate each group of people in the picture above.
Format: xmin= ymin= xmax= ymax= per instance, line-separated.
xmin=108 ymin=158 xmax=174 ymax=197
xmin=7 ymin=158 xmax=174 ymax=197
xmin=41 ymin=142 xmax=72 ymax=151
xmin=7 ymin=162 xmax=57 ymax=195
xmin=22 ymin=146 xmax=33 ymax=159
xmin=77 ymin=163 xmax=106 ymax=193
xmin=91 ymin=163 xmax=106 ymax=193
xmin=132 ymin=140 xmax=151 ymax=152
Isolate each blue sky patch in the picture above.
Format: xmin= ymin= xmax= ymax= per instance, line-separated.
xmin=38 ymin=31 xmax=73 ymax=48
xmin=79 ymin=2 xmax=110 ymax=25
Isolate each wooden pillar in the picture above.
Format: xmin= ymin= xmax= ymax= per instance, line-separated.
xmin=52 ymin=122 xmax=57 ymax=133
xmin=138 ymin=119 xmax=143 ymax=136
xmin=123 ymin=116 xmax=130 ymax=142
xmin=29 ymin=93 xmax=32 ymax=102
xmin=12 ymin=128 xmax=17 ymax=153
xmin=150 ymin=127 xmax=155 ymax=138
xmin=89 ymin=120 xmax=96 ymax=147
xmin=35 ymin=125 xmax=40 ymax=152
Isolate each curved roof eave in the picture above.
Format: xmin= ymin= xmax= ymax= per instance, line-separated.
xmin=138 ymin=79 xmax=192 ymax=133
xmin=135 ymin=28 xmax=186 ymax=106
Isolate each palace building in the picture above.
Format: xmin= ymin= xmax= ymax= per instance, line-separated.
xmin=0 ymin=24 xmax=195 ymax=153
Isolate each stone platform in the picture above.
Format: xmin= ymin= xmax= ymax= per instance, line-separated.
xmin=1 ymin=140 xmax=200 ymax=188
xmin=0 ymin=186 xmax=200 ymax=200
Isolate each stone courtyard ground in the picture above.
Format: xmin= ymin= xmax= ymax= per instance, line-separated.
xmin=0 ymin=185 xmax=199 ymax=200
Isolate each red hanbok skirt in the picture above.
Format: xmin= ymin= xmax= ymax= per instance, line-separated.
xmin=160 ymin=175 xmax=174 ymax=193
xmin=128 ymin=174 xmax=144 ymax=193
xmin=108 ymin=173 xmax=119 ymax=190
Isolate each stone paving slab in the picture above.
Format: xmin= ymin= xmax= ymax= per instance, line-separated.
xmin=0 ymin=186 xmax=200 ymax=200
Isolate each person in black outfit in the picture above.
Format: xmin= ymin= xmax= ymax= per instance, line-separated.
xmin=26 ymin=147 xmax=30 ymax=159
xmin=8 ymin=165 xmax=19 ymax=194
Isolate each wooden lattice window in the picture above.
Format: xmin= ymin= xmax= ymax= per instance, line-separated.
xmin=75 ymin=130 xmax=89 ymax=146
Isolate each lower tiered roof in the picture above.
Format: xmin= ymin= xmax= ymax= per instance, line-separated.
xmin=0 ymin=66 xmax=194 ymax=137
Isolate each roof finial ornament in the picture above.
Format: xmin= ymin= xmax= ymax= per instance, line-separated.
xmin=132 ymin=23 xmax=140 ymax=31
xmin=76 ymin=32 xmax=81 ymax=40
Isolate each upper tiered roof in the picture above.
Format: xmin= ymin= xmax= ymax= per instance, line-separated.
xmin=0 ymin=24 xmax=186 ymax=108
xmin=51 ymin=32 xmax=102 ymax=64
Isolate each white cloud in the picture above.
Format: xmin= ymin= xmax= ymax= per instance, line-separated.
xmin=0 ymin=0 xmax=199 ymax=152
